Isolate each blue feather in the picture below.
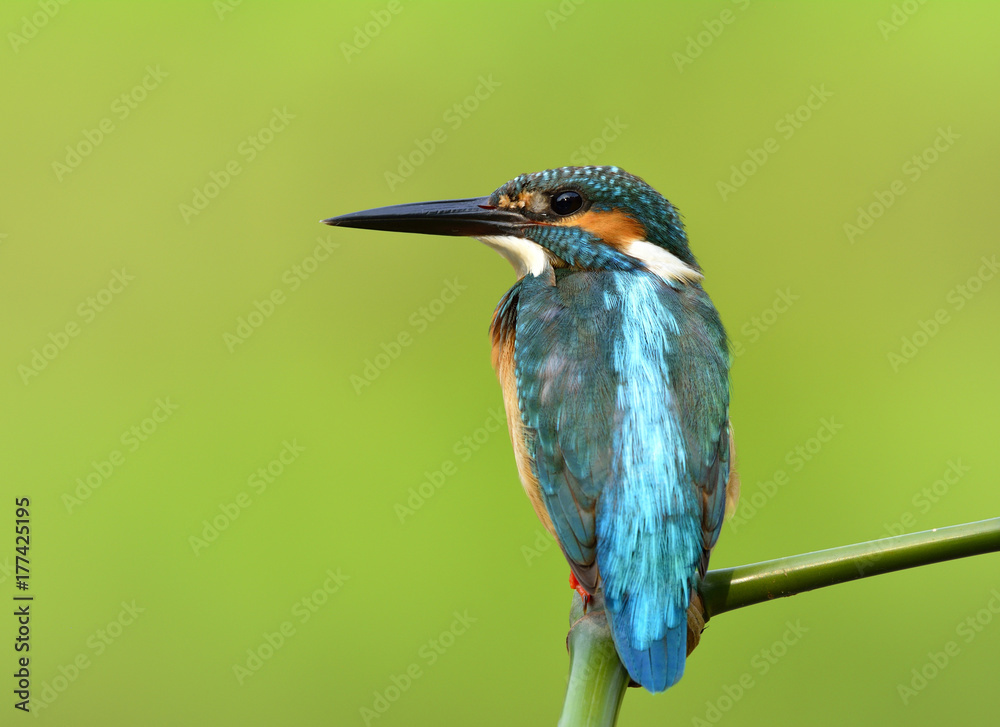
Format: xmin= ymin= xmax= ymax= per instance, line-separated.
xmin=597 ymin=273 xmax=700 ymax=691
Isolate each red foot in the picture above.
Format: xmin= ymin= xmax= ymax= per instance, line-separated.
xmin=568 ymin=572 xmax=592 ymax=605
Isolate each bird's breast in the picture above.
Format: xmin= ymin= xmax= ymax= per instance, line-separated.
xmin=490 ymin=283 xmax=556 ymax=537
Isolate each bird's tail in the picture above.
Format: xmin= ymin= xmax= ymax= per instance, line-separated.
xmin=604 ymin=603 xmax=687 ymax=692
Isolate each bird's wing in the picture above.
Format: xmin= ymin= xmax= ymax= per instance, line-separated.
xmin=510 ymin=270 xmax=730 ymax=691
xmin=494 ymin=273 xmax=618 ymax=592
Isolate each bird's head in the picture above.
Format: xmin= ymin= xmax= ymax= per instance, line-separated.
xmin=323 ymin=165 xmax=701 ymax=283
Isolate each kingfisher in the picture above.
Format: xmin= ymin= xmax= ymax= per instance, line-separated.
xmin=323 ymin=166 xmax=738 ymax=692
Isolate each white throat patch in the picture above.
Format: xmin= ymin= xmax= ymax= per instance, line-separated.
xmin=478 ymin=235 xmax=551 ymax=279
xmin=477 ymin=235 xmax=701 ymax=284
xmin=623 ymin=239 xmax=703 ymax=284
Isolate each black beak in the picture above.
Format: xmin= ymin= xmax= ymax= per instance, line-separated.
xmin=321 ymin=197 xmax=526 ymax=238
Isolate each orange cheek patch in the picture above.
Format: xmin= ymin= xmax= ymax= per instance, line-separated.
xmin=558 ymin=209 xmax=646 ymax=247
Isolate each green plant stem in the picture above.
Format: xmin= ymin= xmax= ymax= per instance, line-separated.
xmin=558 ymin=517 xmax=1000 ymax=727
xmin=558 ymin=592 xmax=629 ymax=727
xmin=701 ymin=517 xmax=1000 ymax=618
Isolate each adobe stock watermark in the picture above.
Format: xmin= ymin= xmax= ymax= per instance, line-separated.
xmin=897 ymin=587 xmax=1000 ymax=705
xmin=0 ymin=557 xmax=14 ymax=586
xmin=692 ymin=619 xmax=809 ymax=726
xmin=730 ymin=288 xmax=799 ymax=359
xmin=879 ymin=0 xmax=929 ymax=40
xmin=854 ymin=461 xmax=984 ymax=577
xmin=213 ymin=0 xmax=242 ymax=20
xmin=844 ymin=127 xmax=960 ymax=244
xmin=18 ymin=268 xmax=135 ymax=385
xmin=359 ymin=610 xmax=477 ymax=725
xmin=394 ymin=407 xmax=504 ymax=524
xmin=569 ymin=117 xmax=628 ymax=166
xmin=341 ymin=1 xmax=403 ymax=61
xmin=189 ymin=439 xmax=305 ymax=555
xmin=232 ymin=568 xmax=350 ymax=685
xmin=350 ymin=278 xmax=467 ymax=394
xmin=673 ymin=0 xmax=751 ymax=73
xmin=25 ymin=600 xmax=144 ymax=715
xmin=52 ymin=65 xmax=168 ymax=181
xmin=717 ymin=84 xmax=833 ymax=201
xmin=63 ymin=397 xmax=179 ymax=514
xmin=522 ymin=526 xmax=558 ymax=566
xmin=881 ymin=459 xmax=971 ymax=538
xmin=728 ymin=417 xmax=844 ymax=533
xmin=887 ymin=255 xmax=997 ymax=372
xmin=179 ymin=106 xmax=295 ymax=223
xmin=546 ymin=0 xmax=585 ymax=30
xmin=223 ymin=235 xmax=340 ymax=352
xmin=7 ymin=0 xmax=71 ymax=53
xmin=384 ymin=75 xmax=501 ymax=191
xmin=853 ymin=457 xmax=969 ymax=580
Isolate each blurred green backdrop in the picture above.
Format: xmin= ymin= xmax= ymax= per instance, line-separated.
xmin=2 ymin=1 xmax=999 ymax=725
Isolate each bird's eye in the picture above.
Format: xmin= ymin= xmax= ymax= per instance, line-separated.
xmin=550 ymin=190 xmax=583 ymax=216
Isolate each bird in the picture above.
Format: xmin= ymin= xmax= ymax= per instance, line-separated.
xmin=322 ymin=165 xmax=738 ymax=692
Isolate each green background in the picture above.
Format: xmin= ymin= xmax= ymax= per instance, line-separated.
xmin=3 ymin=1 xmax=999 ymax=725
